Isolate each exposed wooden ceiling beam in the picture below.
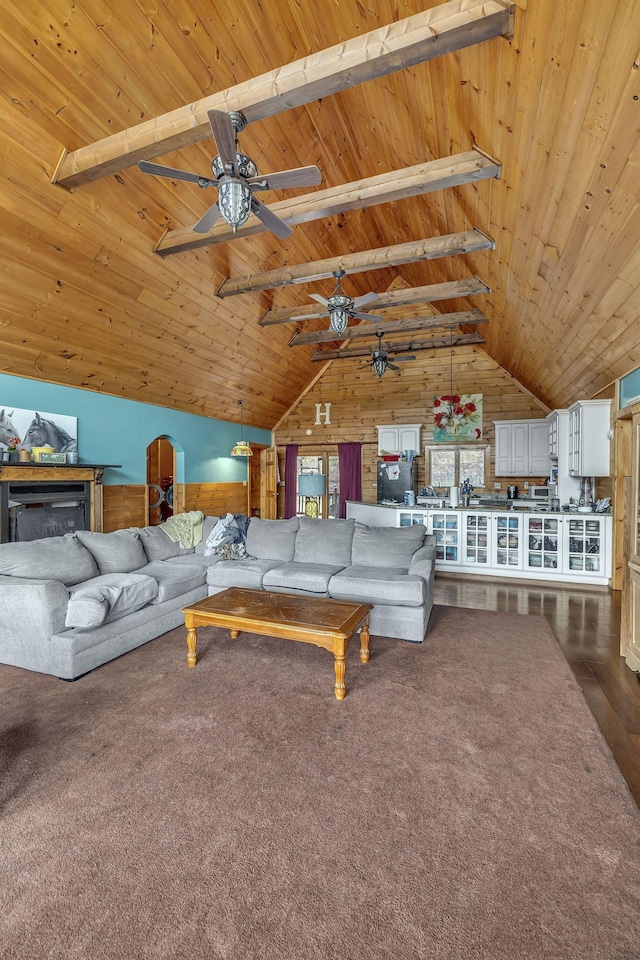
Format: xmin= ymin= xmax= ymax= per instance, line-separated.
xmin=155 ymin=150 xmax=500 ymax=256
xmin=261 ymin=277 xmax=491 ymax=325
xmin=52 ymin=1 xmax=514 ymax=189
xmin=289 ymin=309 xmax=489 ymax=346
xmin=222 ymin=234 xmax=493 ymax=300
xmin=313 ymin=331 xmax=485 ymax=361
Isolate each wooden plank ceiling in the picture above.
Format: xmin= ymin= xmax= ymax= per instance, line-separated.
xmin=0 ymin=0 xmax=639 ymax=431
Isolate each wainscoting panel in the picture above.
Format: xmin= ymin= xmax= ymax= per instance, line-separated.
xmin=102 ymin=485 xmax=147 ymax=532
xmin=183 ymin=482 xmax=248 ymax=517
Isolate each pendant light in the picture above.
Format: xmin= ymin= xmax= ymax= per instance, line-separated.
xmin=230 ymin=399 xmax=253 ymax=457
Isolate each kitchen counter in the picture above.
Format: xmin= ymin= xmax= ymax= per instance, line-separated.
xmin=348 ymin=501 xmax=609 ymax=518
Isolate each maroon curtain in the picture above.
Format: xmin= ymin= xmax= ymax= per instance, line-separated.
xmin=338 ymin=442 xmax=362 ymax=519
xmin=284 ymin=444 xmax=299 ymax=519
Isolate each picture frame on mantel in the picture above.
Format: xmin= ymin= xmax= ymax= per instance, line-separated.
xmin=433 ymin=394 xmax=483 ymax=442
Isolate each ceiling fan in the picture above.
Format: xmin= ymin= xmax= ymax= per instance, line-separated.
xmin=137 ymin=110 xmax=322 ymax=239
xmin=309 ymin=270 xmax=384 ymax=335
xmin=363 ymin=332 xmax=416 ymax=378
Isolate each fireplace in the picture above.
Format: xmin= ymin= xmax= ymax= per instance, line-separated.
xmin=1 ymin=481 xmax=91 ymax=543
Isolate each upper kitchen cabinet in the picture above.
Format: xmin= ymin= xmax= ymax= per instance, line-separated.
xmin=494 ymin=420 xmax=551 ymax=477
xmin=376 ymin=424 xmax=421 ymax=456
xmin=567 ymin=400 xmax=612 ymax=477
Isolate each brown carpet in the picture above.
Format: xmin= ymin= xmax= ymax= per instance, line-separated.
xmin=1 ymin=605 xmax=640 ymax=959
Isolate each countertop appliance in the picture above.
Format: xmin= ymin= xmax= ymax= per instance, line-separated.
xmin=530 ymin=484 xmax=554 ymax=501
xmin=507 ymin=485 xmax=518 ymax=499
xmin=377 ymin=459 xmax=418 ymax=504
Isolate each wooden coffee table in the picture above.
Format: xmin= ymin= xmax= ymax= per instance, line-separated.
xmin=182 ymin=587 xmax=372 ymax=700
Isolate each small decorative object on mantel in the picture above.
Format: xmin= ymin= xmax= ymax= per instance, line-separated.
xmin=40 ymin=452 xmax=67 ymax=464
xmin=18 ymin=448 xmax=31 ymax=463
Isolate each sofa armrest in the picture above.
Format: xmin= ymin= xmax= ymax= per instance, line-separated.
xmin=0 ymin=575 xmax=70 ymax=674
xmin=409 ymin=537 xmax=436 ymax=581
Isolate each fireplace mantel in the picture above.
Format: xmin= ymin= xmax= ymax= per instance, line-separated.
xmin=0 ymin=463 xmax=121 ymax=540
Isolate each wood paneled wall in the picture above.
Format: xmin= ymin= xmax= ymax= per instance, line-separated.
xmin=102 ymin=481 xmax=248 ymax=532
xmin=274 ymin=345 xmax=549 ymax=508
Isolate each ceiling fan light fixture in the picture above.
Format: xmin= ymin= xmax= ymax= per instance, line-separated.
xmin=217 ymin=176 xmax=252 ymax=232
xmin=372 ymin=356 xmax=388 ymax=378
xmin=328 ymin=299 xmax=352 ymax=335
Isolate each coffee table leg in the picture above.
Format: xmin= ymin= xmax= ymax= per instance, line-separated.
xmin=230 ymin=629 xmax=239 ymax=639
xmin=359 ymin=618 xmax=370 ymax=663
xmin=333 ymin=637 xmax=347 ymax=700
xmin=186 ymin=617 xmax=198 ymax=667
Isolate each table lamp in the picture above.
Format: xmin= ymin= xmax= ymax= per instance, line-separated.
xmin=297 ymin=474 xmax=326 ymax=518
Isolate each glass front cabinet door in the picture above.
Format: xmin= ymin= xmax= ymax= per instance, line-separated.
xmin=463 ymin=512 xmax=492 ymax=566
xmin=524 ymin=515 xmax=561 ymax=572
xmin=493 ymin=513 xmax=523 ymax=569
xmin=429 ymin=511 xmax=461 ymax=565
xmin=563 ymin=516 xmax=605 ymax=575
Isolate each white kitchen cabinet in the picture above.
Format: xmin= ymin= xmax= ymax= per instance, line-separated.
xmin=428 ymin=510 xmax=461 ymax=565
xmin=563 ymin=515 xmax=610 ymax=576
xmin=493 ymin=419 xmax=551 ymax=477
xmin=462 ymin=511 xmax=493 ymax=566
xmin=493 ymin=513 xmax=524 ymax=569
xmin=376 ymin=423 xmax=421 ymax=455
xmin=524 ymin=514 xmax=562 ymax=572
xmin=567 ymin=400 xmax=612 ymax=477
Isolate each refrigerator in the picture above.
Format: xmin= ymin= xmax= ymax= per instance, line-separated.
xmin=377 ymin=460 xmax=418 ymax=503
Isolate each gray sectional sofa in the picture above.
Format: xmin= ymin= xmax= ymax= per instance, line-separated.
xmin=0 ymin=515 xmax=436 ymax=679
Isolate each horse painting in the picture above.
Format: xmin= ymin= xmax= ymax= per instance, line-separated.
xmin=0 ymin=409 xmax=19 ymax=448
xmin=21 ymin=413 xmax=78 ymax=453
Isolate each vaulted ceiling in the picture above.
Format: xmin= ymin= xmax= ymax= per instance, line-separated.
xmin=1 ymin=0 xmax=639 ymax=430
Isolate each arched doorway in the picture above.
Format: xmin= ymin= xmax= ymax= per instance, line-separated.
xmin=146 ymin=436 xmax=176 ymax=526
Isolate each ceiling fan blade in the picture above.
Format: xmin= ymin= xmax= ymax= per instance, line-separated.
xmin=350 ymin=310 xmax=385 ymax=322
xmin=392 ymin=355 xmax=416 ymax=362
xmin=246 ymin=165 xmax=322 ymax=190
xmin=352 ymin=292 xmax=379 ymax=308
xmin=137 ymin=160 xmax=213 ymax=186
xmin=192 ymin=202 xmax=221 ymax=234
xmin=207 ymin=110 xmax=238 ymax=174
xmin=309 ymin=294 xmax=329 ymax=306
xmin=250 ymin=196 xmax=293 ymax=239
xmin=387 ymin=362 xmax=400 ymax=371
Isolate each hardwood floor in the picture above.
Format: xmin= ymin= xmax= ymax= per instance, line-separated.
xmin=433 ymin=576 xmax=640 ymax=806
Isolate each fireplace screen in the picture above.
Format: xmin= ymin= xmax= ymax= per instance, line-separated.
xmin=2 ymin=482 xmax=90 ymax=542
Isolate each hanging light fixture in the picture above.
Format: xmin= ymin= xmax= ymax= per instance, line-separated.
xmin=230 ymin=399 xmax=253 ymax=457
xmin=326 ymin=271 xmax=352 ymax=336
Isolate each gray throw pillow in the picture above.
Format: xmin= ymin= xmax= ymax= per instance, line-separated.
xmin=66 ymin=573 xmax=159 ymax=629
xmin=351 ymin=522 xmax=426 ymax=568
xmin=245 ymin=517 xmax=299 ymax=561
xmin=293 ymin=517 xmax=355 ymax=566
xmin=195 ymin=516 xmax=220 ymax=554
xmin=76 ymin=529 xmax=147 ymax=575
xmin=0 ymin=533 xmax=99 ymax=586
xmin=137 ymin=525 xmax=182 ymax=562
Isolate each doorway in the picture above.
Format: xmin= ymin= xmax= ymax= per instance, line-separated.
xmin=146 ymin=437 xmax=176 ymax=526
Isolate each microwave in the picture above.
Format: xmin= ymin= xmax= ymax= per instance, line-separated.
xmin=530 ymin=485 xmax=554 ymax=500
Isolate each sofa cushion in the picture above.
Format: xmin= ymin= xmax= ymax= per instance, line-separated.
xmin=195 ymin=516 xmax=220 ymax=554
xmin=207 ymin=558 xmax=283 ymax=591
xmin=165 ymin=554 xmax=221 ymax=569
xmin=76 ymin=529 xmax=147 ymax=575
xmin=329 ymin=565 xmax=426 ymax=607
xmin=66 ymin=573 xmax=159 ymax=629
xmin=263 ymin=561 xmax=345 ymax=595
xmin=137 ymin=525 xmax=183 ymax=562
xmin=0 ymin=533 xmax=99 ymax=586
xmin=135 ymin=561 xmax=206 ymax=603
xmin=351 ymin=522 xmax=426 ymax=568
xmin=293 ymin=517 xmax=355 ymax=567
xmin=245 ymin=517 xmax=299 ymax=562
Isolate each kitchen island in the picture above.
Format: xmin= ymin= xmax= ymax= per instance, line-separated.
xmin=345 ymin=501 xmax=612 ymax=586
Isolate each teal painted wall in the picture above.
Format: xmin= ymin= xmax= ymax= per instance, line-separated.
xmin=0 ymin=374 xmax=271 ymax=485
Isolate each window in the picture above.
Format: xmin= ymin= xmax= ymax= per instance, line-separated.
xmin=426 ymin=445 xmax=488 ymax=489
xmin=297 ymin=454 xmax=340 ymax=518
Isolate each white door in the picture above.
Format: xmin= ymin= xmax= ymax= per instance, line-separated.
xmin=511 ymin=422 xmax=528 ymax=475
xmin=529 ymin=421 xmax=551 ymax=476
